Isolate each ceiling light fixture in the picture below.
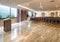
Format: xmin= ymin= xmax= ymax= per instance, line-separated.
xmin=17 ymin=4 xmax=37 ymax=12
xmin=39 ymin=3 xmax=43 ymax=9
xmin=56 ymin=5 xmax=59 ymax=8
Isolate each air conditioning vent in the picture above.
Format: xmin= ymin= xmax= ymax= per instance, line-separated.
xmin=49 ymin=0 xmax=55 ymax=2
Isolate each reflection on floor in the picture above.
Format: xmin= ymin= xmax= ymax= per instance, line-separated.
xmin=0 ymin=21 xmax=60 ymax=42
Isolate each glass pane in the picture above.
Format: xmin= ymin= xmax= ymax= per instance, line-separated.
xmin=11 ymin=8 xmax=18 ymax=24
xmin=0 ymin=5 xmax=10 ymax=19
xmin=11 ymin=8 xmax=17 ymax=18
xmin=28 ymin=11 xmax=33 ymax=17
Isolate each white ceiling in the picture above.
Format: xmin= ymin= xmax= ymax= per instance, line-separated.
xmin=0 ymin=0 xmax=60 ymax=11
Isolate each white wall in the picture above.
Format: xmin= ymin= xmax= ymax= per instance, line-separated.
xmin=36 ymin=12 xmax=41 ymax=17
xmin=36 ymin=10 xmax=60 ymax=17
xmin=58 ymin=10 xmax=60 ymax=17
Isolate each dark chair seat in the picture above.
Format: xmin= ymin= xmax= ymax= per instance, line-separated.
xmin=51 ymin=19 xmax=55 ymax=23
xmin=57 ymin=20 xmax=59 ymax=23
xmin=45 ymin=18 xmax=48 ymax=22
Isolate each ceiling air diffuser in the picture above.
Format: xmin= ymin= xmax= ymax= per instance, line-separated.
xmin=49 ymin=0 xmax=55 ymax=2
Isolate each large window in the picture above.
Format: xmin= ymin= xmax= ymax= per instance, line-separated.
xmin=28 ymin=11 xmax=33 ymax=17
xmin=0 ymin=5 xmax=17 ymax=19
xmin=28 ymin=11 xmax=36 ymax=18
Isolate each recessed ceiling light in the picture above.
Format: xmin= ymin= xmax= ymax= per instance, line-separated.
xmin=17 ymin=5 xmax=20 ymax=6
xmin=56 ymin=5 xmax=59 ymax=8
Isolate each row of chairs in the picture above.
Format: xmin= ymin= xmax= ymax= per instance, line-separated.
xmin=43 ymin=18 xmax=60 ymax=24
xmin=30 ymin=17 xmax=60 ymax=24
xmin=30 ymin=18 xmax=41 ymax=21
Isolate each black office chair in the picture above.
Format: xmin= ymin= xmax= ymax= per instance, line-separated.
xmin=51 ymin=19 xmax=55 ymax=23
xmin=45 ymin=18 xmax=48 ymax=22
xmin=57 ymin=20 xmax=59 ymax=23
xmin=48 ymin=19 xmax=51 ymax=23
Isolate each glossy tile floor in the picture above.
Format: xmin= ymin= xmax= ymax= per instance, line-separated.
xmin=0 ymin=21 xmax=60 ymax=42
